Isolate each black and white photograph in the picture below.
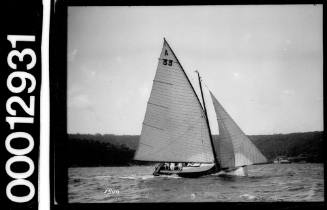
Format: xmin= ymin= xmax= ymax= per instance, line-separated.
xmin=66 ymin=5 xmax=323 ymax=203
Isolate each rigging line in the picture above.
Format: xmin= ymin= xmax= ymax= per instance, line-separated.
xmin=203 ymin=81 xmax=209 ymax=89
xmin=200 ymin=76 xmax=212 ymax=93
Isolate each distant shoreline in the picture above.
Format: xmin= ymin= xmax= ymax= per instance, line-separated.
xmin=67 ymin=131 xmax=323 ymax=167
xmin=68 ymin=162 xmax=323 ymax=168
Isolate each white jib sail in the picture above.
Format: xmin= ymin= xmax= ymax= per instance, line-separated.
xmin=134 ymin=40 xmax=214 ymax=163
xmin=210 ymin=92 xmax=267 ymax=168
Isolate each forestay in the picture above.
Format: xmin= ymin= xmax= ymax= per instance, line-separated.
xmin=210 ymin=92 xmax=267 ymax=168
xmin=134 ymin=39 xmax=214 ymax=163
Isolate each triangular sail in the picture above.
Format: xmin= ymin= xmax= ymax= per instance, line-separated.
xmin=210 ymin=92 xmax=267 ymax=168
xmin=134 ymin=39 xmax=214 ymax=163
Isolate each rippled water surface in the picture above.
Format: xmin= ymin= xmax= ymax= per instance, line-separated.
xmin=68 ymin=163 xmax=324 ymax=202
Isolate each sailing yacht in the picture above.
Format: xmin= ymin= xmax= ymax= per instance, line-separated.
xmin=134 ymin=38 xmax=267 ymax=177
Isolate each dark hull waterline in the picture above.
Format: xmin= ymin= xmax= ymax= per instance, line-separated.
xmin=154 ymin=165 xmax=248 ymax=178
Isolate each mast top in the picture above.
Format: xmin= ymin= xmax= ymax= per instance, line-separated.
xmin=195 ymin=70 xmax=201 ymax=81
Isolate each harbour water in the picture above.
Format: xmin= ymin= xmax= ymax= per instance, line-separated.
xmin=68 ymin=163 xmax=324 ymax=203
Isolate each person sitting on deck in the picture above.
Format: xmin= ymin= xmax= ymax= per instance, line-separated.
xmin=178 ymin=163 xmax=183 ymax=171
xmin=163 ymin=163 xmax=169 ymax=170
xmin=170 ymin=163 xmax=175 ymax=171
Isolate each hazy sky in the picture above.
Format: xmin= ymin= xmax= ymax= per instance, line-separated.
xmin=68 ymin=5 xmax=323 ymax=135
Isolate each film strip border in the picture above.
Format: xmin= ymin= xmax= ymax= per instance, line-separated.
xmin=0 ymin=0 xmax=43 ymax=209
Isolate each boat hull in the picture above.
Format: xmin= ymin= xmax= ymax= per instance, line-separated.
xmin=154 ymin=163 xmax=216 ymax=177
xmin=178 ymin=165 xmax=217 ymax=178
xmin=154 ymin=164 xmax=250 ymax=178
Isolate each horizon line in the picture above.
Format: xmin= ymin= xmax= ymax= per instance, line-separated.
xmin=67 ymin=130 xmax=323 ymax=136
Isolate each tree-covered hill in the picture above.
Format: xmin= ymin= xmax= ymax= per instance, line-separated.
xmin=67 ymin=131 xmax=323 ymax=167
xmin=67 ymin=136 xmax=135 ymax=167
xmin=248 ymin=131 xmax=323 ymax=162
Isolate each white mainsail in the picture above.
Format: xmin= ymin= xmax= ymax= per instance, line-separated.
xmin=134 ymin=39 xmax=214 ymax=163
xmin=210 ymin=92 xmax=267 ymax=168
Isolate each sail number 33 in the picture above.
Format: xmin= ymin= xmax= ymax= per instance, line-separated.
xmin=163 ymin=49 xmax=173 ymax=66
xmin=5 ymin=35 xmax=37 ymax=203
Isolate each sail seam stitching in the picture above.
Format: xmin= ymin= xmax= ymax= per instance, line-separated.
xmin=142 ymin=122 xmax=164 ymax=131
xmin=139 ymin=143 xmax=153 ymax=148
xmin=147 ymin=102 xmax=168 ymax=109
xmin=153 ymin=80 xmax=173 ymax=85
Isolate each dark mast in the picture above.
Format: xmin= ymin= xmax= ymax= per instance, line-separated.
xmin=196 ymin=71 xmax=220 ymax=171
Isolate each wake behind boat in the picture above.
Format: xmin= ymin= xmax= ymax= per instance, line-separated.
xmin=134 ymin=39 xmax=267 ymax=177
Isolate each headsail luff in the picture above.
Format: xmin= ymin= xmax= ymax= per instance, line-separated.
xmin=134 ymin=39 xmax=214 ymax=163
xmin=210 ymin=92 xmax=267 ymax=168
